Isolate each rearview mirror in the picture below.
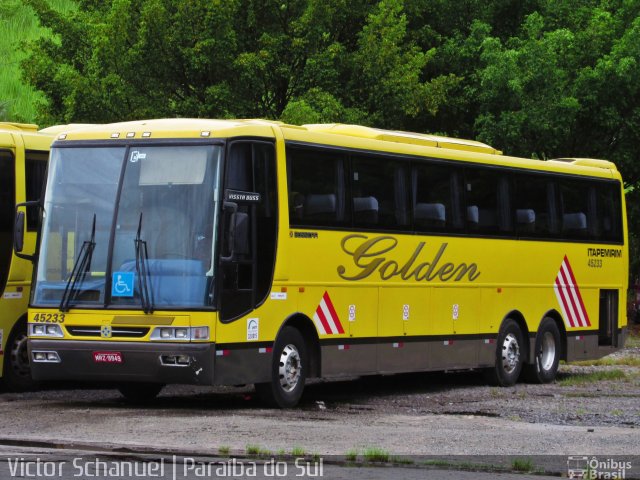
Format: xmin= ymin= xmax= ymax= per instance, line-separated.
xmin=13 ymin=201 xmax=42 ymax=262
xmin=13 ymin=211 xmax=25 ymax=253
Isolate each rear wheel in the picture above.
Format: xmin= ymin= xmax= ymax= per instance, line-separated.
xmin=3 ymin=323 xmax=36 ymax=391
xmin=255 ymin=326 xmax=307 ymax=408
xmin=484 ymin=318 xmax=524 ymax=387
xmin=523 ymin=318 xmax=561 ymax=383
xmin=118 ymin=383 xmax=163 ymax=403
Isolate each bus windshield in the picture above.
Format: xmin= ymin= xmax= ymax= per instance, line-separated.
xmin=34 ymin=144 xmax=222 ymax=309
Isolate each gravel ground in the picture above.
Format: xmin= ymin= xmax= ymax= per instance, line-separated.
xmin=0 ymin=339 xmax=638 ymax=457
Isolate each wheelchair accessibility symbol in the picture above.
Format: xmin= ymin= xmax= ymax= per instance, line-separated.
xmin=112 ymin=272 xmax=134 ymax=297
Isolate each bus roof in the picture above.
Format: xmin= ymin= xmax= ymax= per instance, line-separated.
xmin=549 ymin=158 xmax=617 ymax=170
xmin=51 ymin=118 xmax=619 ymax=179
xmin=38 ymin=124 xmax=97 ymax=135
xmin=0 ymin=122 xmax=56 ymax=151
xmin=302 ymin=123 xmax=502 ymax=155
xmin=0 ymin=122 xmax=39 ymax=133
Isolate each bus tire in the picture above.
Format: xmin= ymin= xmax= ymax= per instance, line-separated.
xmin=255 ymin=326 xmax=307 ymax=408
xmin=3 ymin=322 xmax=36 ymax=391
xmin=484 ymin=318 xmax=524 ymax=387
xmin=118 ymin=383 xmax=163 ymax=403
xmin=523 ymin=318 xmax=561 ymax=384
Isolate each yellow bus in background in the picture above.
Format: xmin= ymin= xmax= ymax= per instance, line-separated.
xmin=0 ymin=123 xmax=56 ymax=390
xmin=26 ymin=120 xmax=627 ymax=407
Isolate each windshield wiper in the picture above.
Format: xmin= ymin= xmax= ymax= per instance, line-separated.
xmin=135 ymin=212 xmax=154 ymax=314
xmin=59 ymin=214 xmax=96 ymax=312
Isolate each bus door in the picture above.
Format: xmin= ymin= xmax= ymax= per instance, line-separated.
xmin=218 ymin=141 xmax=278 ymax=327
xmin=0 ymin=148 xmax=15 ymax=296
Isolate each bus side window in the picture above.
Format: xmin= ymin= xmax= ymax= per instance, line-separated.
xmin=286 ymin=146 xmax=347 ymax=228
xmin=412 ymin=162 xmax=463 ymax=233
xmin=559 ymin=179 xmax=590 ymax=239
xmin=513 ymin=173 xmax=558 ymax=237
xmin=593 ymin=183 xmax=622 ymax=242
xmin=464 ymin=168 xmax=513 ymax=235
xmin=220 ymin=141 xmax=277 ymax=322
xmin=351 ymin=155 xmax=409 ymax=231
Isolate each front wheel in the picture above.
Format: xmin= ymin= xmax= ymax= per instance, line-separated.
xmin=3 ymin=324 xmax=36 ymax=391
xmin=255 ymin=326 xmax=307 ymax=408
xmin=484 ymin=319 xmax=525 ymax=387
xmin=523 ymin=318 xmax=561 ymax=383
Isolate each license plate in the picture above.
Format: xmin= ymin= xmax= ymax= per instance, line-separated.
xmin=93 ymin=352 xmax=123 ymax=363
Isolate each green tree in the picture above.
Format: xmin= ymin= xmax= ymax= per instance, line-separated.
xmin=22 ymin=0 xmax=241 ymax=122
xmin=20 ymin=0 xmax=640 ymax=278
xmin=22 ymin=0 xmax=455 ymax=128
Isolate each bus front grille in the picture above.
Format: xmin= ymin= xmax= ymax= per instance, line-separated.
xmin=66 ymin=326 xmax=150 ymax=338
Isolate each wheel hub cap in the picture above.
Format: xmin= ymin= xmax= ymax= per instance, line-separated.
xmin=501 ymin=333 xmax=520 ymax=374
xmin=278 ymin=344 xmax=301 ymax=392
xmin=539 ymin=331 xmax=556 ymax=371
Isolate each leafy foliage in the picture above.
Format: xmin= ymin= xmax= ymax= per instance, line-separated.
xmin=0 ymin=0 xmax=75 ymax=122
xmin=16 ymin=0 xmax=640 ymax=277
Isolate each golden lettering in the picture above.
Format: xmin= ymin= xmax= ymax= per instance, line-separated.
xmin=337 ymin=234 xmax=481 ymax=282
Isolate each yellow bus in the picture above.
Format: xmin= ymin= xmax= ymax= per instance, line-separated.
xmin=25 ymin=119 xmax=627 ymax=407
xmin=0 ymin=122 xmax=56 ymax=390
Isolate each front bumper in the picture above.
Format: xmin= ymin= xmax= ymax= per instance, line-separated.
xmin=29 ymin=339 xmax=215 ymax=385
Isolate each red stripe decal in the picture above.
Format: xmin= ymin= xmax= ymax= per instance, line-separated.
xmin=323 ymin=291 xmax=345 ymax=334
xmin=558 ymin=269 xmax=580 ymax=328
xmin=555 ymin=256 xmax=592 ymax=328
xmin=315 ymin=305 xmax=333 ymax=335
xmin=563 ymin=257 xmax=591 ymax=327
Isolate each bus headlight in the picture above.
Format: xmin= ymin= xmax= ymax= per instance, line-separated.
xmin=160 ymin=328 xmax=173 ymax=339
xmin=175 ymin=328 xmax=188 ymax=339
xmin=32 ymin=324 xmax=45 ymax=336
xmin=29 ymin=323 xmax=63 ymax=337
xmin=150 ymin=327 xmax=209 ymax=341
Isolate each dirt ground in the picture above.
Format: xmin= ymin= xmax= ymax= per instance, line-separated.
xmin=0 ymin=334 xmax=638 ymax=460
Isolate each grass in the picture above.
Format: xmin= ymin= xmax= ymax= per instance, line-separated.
xmin=345 ymin=449 xmax=358 ymax=462
xmin=0 ymin=0 xmax=76 ymax=123
xmin=422 ymin=459 xmax=512 ymax=472
xmin=559 ymin=369 xmax=627 ymax=386
xmin=245 ymin=444 xmax=261 ymax=455
xmin=218 ymin=445 xmax=230 ymax=456
xmin=572 ymin=356 xmax=640 ymax=367
xmin=363 ymin=447 xmax=390 ymax=463
xmin=390 ymin=456 xmax=414 ymax=465
xmin=290 ymin=447 xmax=306 ymax=457
xmin=512 ymin=458 xmax=533 ymax=472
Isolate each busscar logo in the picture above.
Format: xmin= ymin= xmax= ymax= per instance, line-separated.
xmin=290 ymin=231 xmax=318 ymax=239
